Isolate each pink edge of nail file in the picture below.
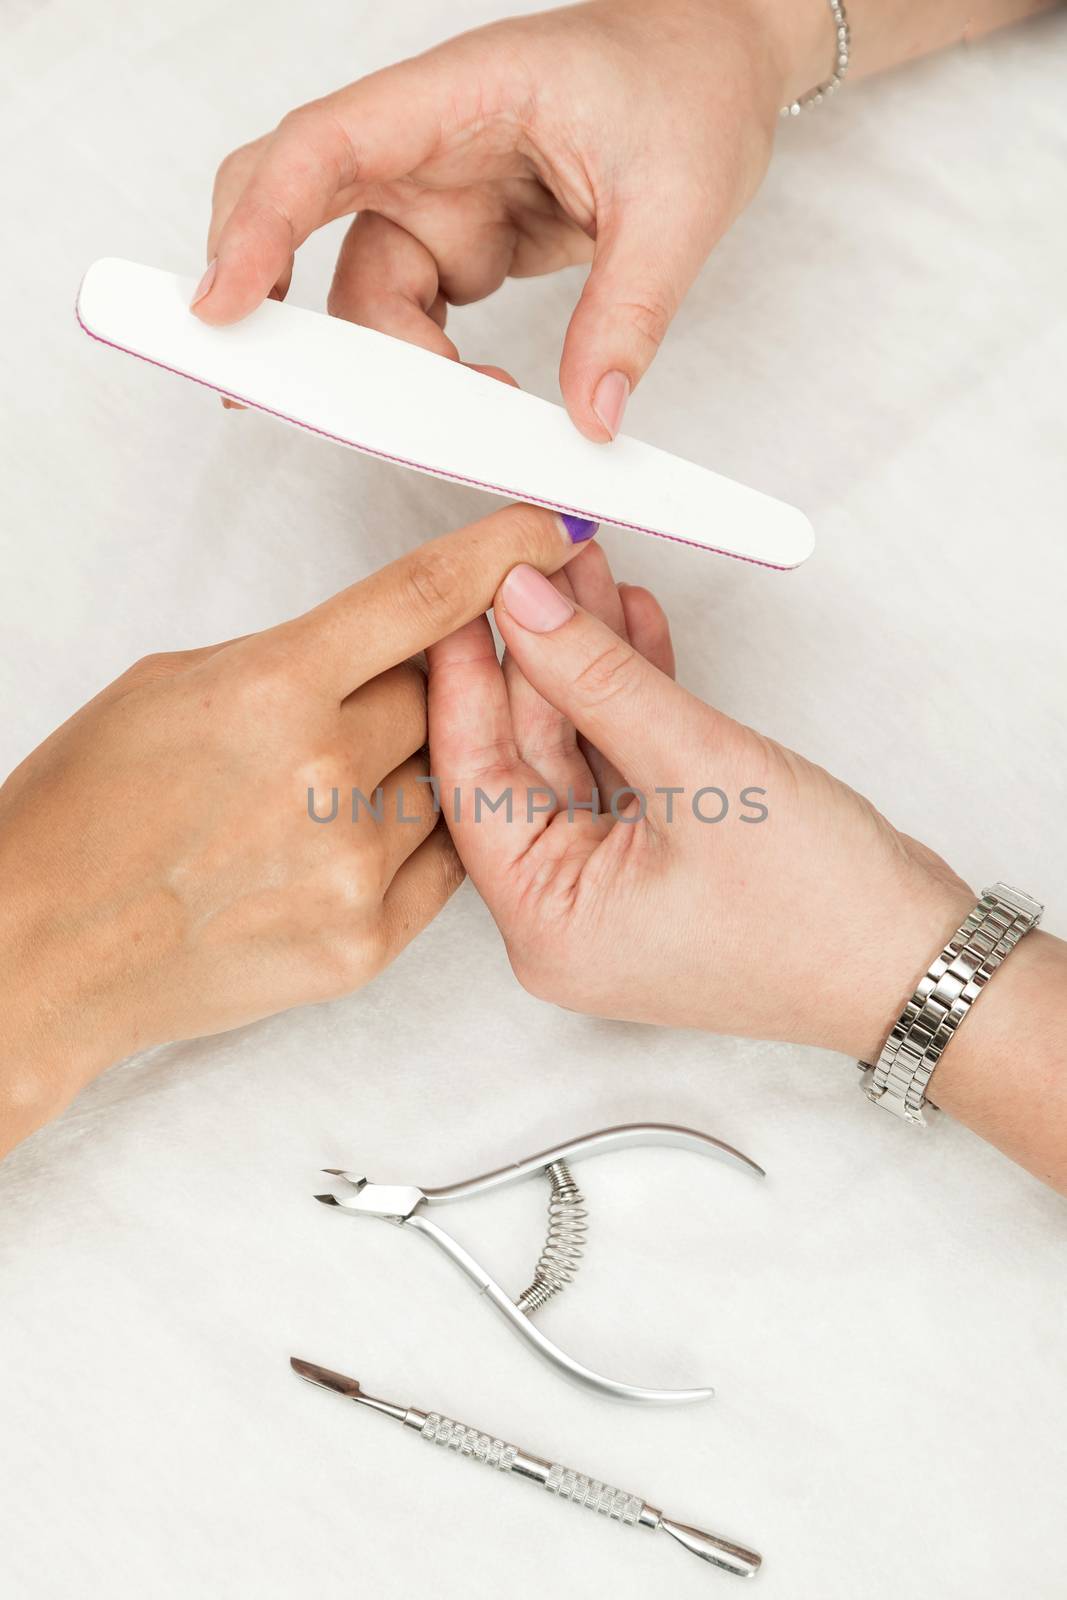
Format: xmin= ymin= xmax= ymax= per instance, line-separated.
xmin=75 ymin=258 xmax=814 ymax=570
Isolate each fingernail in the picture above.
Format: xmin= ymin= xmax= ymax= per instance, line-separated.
xmin=190 ymin=258 xmax=217 ymax=308
xmin=592 ymin=370 xmax=630 ymax=439
xmin=500 ymin=565 xmax=575 ymax=633
xmin=559 ymin=514 xmax=599 ymax=544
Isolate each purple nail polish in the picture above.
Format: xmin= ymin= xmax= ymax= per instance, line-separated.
xmin=561 ymin=514 xmax=599 ymax=543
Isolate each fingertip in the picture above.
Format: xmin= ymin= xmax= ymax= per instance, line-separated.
xmin=558 ymin=514 xmax=599 ymax=546
xmin=591 ymin=370 xmax=630 ymax=440
xmin=190 ymin=280 xmax=252 ymax=326
xmin=188 ymin=258 xmax=217 ymax=310
xmin=619 ymin=583 xmax=674 ymax=677
xmin=189 ymin=285 xmax=234 ymax=326
xmin=617 ymin=581 xmax=660 ymax=616
xmin=467 ymin=363 xmax=521 ymax=388
xmin=190 ymin=259 xmax=246 ymax=326
xmin=559 ymin=297 xmax=634 ymax=443
xmin=496 ymin=564 xmax=575 ymax=634
xmin=190 ymin=246 xmax=277 ymax=327
xmin=561 ymin=382 xmax=615 ymax=443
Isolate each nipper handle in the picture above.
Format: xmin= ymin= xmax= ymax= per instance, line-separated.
xmin=420 ymin=1122 xmax=764 ymax=1203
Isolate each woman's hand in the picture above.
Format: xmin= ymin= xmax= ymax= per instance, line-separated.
xmin=193 ymin=0 xmax=1058 ymax=432
xmin=427 ymin=542 xmax=974 ymax=1059
xmin=428 ymin=545 xmax=1067 ymax=1189
xmin=0 ymin=504 xmax=589 ymax=1156
xmin=193 ymin=0 xmax=825 ymax=437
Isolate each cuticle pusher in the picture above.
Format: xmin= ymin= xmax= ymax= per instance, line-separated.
xmin=290 ymin=1357 xmax=762 ymax=1581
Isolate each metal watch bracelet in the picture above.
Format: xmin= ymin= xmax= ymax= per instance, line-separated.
xmin=859 ymin=882 xmax=1044 ymax=1126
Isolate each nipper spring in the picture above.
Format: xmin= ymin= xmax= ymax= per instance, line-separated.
xmin=316 ymin=1122 xmax=764 ymax=1406
xmin=516 ymin=1160 xmax=588 ymax=1315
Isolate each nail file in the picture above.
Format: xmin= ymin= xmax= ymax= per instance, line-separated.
xmin=75 ymin=257 xmax=813 ymax=570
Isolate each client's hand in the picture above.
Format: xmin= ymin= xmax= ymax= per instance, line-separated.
xmin=0 ymin=505 xmax=589 ymax=1157
xmin=428 ymin=544 xmax=1067 ymax=1190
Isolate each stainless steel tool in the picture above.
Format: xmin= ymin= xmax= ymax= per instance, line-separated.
xmin=291 ymin=1357 xmax=762 ymax=1581
xmin=315 ymin=1122 xmax=765 ymax=1405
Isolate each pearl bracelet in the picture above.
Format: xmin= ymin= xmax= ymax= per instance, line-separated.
xmin=780 ymin=0 xmax=851 ymax=116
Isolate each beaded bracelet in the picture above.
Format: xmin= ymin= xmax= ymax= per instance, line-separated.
xmin=780 ymin=0 xmax=851 ymax=116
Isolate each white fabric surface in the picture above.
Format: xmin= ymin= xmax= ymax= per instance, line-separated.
xmin=2 ymin=5 xmax=1065 ymax=1598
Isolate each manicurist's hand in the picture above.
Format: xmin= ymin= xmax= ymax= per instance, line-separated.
xmin=428 ymin=542 xmax=972 ymax=1052
xmin=0 ymin=505 xmax=592 ymax=1158
xmin=428 ymin=544 xmax=1067 ymax=1192
xmin=193 ymin=0 xmax=1057 ymax=433
xmin=194 ymin=0 xmax=806 ymax=438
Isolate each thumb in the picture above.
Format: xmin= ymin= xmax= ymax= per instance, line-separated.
xmin=558 ymin=201 xmax=710 ymax=442
xmin=493 ymin=564 xmax=700 ymax=801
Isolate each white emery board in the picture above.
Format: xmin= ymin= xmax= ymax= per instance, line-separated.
xmin=76 ymin=258 xmax=813 ymax=570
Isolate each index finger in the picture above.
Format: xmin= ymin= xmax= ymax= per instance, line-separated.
xmin=194 ymin=57 xmax=450 ymax=327
xmin=283 ymin=504 xmax=598 ymax=699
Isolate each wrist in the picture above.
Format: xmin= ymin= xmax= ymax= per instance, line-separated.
xmin=862 ymin=910 xmax=1067 ymax=1193
xmin=926 ymin=928 xmax=1066 ymax=1118
xmin=612 ymin=0 xmax=832 ymax=113
xmin=0 ymin=897 xmax=129 ymax=1155
xmin=820 ymin=872 xmax=979 ymax=1064
xmin=738 ymin=0 xmax=843 ymax=106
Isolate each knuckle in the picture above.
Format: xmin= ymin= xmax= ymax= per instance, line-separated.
xmin=212 ymin=143 xmax=251 ymax=198
xmin=296 ymin=749 xmax=344 ymax=799
xmin=501 ymin=504 xmax=560 ymax=557
xmin=276 ymin=104 xmax=317 ymax=140
xmin=226 ymin=650 xmax=304 ymax=718
xmin=277 ymin=101 xmax=356 ymax=181
xmin=322 ymin=844 xmax=387 ymax=915
xmin=400 ymin=551 xmax=464 ymax=634
xmin=615 ymin=294 xmax=671 ymax=352
xmin=316 ymin=922 xmax=383 ymax=993
xmin=126 ymin=650 xmax=186 ymax=683
xmin=571 ymin=637 xmax=640 ymax=709
xmin=454 ymin=733 xmax=519 ymax=786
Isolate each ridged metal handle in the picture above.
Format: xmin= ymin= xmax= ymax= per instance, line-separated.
xmin=412 ymin=1412 xmax=651 ymax=1527
xmin=541 ymin=1460 xmax=646 ymax=1525
xmin=414 ymin=1413 xmax=521 ymax=1473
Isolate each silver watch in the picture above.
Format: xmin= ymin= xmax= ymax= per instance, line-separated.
xmin=859 ymin=882 xmax=1043 ymax=1126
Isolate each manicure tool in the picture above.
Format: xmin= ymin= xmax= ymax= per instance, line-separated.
xmin=290 ymin=1357 xmax=762 ymax=1580
xmin=76 ymin=257 xmax=814 ymax=569
xmin=316 ymin=1122 xmax=764 ymax=1405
